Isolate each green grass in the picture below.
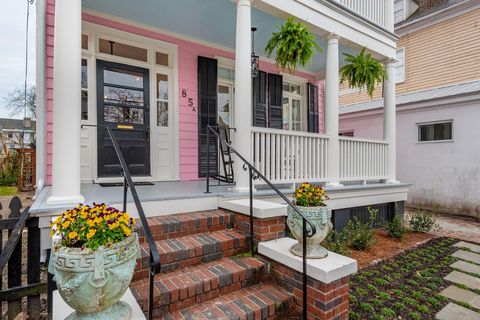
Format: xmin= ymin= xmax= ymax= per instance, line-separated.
xmin=0 ymin=186 xmax=17 ymax=196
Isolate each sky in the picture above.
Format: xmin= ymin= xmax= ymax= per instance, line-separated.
xmin=0 ymin=0 xmax=36 ymax=119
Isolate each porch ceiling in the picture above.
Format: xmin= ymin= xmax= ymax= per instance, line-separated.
xmin=81 ymin=0 xmax=357 ymax=76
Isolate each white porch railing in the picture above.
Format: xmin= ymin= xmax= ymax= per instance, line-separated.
xmin=339 ymin=137 xmax=389 ymax=181
xmin=333 ymin=0 xmax=388 ymax=30
xmin=251 ymin=128 xmax=329 ymax=183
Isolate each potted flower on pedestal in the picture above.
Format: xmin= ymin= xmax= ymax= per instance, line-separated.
xmin=49 ymin=203 xmax=139 ymax=320
xmin=287 ymin=183 xmax=331 ymax=259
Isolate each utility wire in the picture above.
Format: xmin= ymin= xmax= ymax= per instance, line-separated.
xmin=22 ymin=0 xmax=34 ymax=147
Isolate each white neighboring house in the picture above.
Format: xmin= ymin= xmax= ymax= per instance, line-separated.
xmin=339 ymin=0 xmax=480 ymax=219
xmin=0 ymin=118 xmax=36 ymax=150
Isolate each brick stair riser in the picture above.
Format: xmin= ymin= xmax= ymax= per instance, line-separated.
xmin=133 ymin=233 xmax=251 ymax=280
xmin=137 ymin=211 xmax=234 ymax=244
xmin=162 ymin=284 xmax=294 ymax=320
xmin=132 ymin=259 xmax=268 ymax=317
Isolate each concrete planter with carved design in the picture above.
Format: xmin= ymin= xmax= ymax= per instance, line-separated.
xmin=287 ymin=206 xmax=332 ymax=259
xmin=49 ymin=233 xmax=140 ymax=320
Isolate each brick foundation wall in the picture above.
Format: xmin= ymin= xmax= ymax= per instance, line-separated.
xmin=232 ymin=212 xmax=286 ymax=243
xmin=263 ymin=257 xmax=350 ymax=320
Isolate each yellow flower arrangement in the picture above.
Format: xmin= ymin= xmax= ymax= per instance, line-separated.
xmin=50 ymin=203 xmax=136 ymax=251
xmin=293 ymin=182 xmax=329 ymax=207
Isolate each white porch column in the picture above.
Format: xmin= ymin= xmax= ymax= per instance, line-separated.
xmin=324 ymin=34 xmax=342 ymax=187
xmin=232 ymin=0 xmax=252 ymax=192
xmin=385 ymin=0 xmax=395 ymax=32
xmin=384 ymin=58 xmax=398 ymax=183
xmin=47 ymin=0 xmax=84 ymax=205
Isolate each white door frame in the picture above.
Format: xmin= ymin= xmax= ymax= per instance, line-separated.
xmin=81 ymin=22 xmax=179 ymax=183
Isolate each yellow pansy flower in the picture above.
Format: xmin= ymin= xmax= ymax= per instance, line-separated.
xmin=62 ymin=220 xmax=71 ymax=229
xmin=69 ymin=231 xmax=78 ymax=239
xmin=87 ymin=229 xmax=97 ymax=239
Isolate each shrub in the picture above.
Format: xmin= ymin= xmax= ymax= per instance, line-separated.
xmin=343 ymin=207 xmax=377 ymax=250
xmin=323 ymin=229 xmax=350 ymax=256
xmin=408 ymin=208 xmax=441 ymax=233
xmin=384 ymin=216 xmax=408 ymax=239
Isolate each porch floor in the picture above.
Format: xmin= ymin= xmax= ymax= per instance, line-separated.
xmin=30 ymin=180 xmax=410 ymax=216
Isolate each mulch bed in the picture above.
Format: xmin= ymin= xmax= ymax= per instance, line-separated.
xmin=350 ymin=230 xmax=434 ymax=269
xmin=349 ymin=237 xmax=458 ymax=320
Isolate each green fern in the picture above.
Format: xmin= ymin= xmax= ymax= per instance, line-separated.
xmin=265 ymin=17 xmax=321 ymax=74
xmin=339 ymin=48 xmax=386 ymax=98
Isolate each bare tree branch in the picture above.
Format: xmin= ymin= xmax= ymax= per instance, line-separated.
xmin=3 ymin=86 xmax=36 ymax=118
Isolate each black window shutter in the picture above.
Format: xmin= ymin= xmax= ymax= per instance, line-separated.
xmin=307 ymin=83 xmax=319 ymax=133
xmin=268 ymin=73 xmax=283 ymax=129
xmin=198 ymin=56 xmax=218 ymax=178
xmin=252 ymin=71 xmax=267 ymax=127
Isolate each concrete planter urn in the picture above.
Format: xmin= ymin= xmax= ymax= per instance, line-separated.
xmin=49 ymin=233 xmax=140 ymax=320
xmin=287 ymin=206 xmax=332 ymax=259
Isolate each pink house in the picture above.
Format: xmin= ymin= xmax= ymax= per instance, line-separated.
xmin=33 ymin=0 xmax=411 ymax=318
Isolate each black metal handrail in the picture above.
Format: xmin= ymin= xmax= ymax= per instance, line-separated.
xmin=82 ymin=125 xmax=160 ymax=320
xmin=205 ymin=125 xmax=316 ymax=320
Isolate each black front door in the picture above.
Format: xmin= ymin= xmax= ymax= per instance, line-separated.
xmin=97 ymin=60 xmax=150 ymax=177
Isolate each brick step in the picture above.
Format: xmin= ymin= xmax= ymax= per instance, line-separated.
xmin=134 ymin=230 xmax=250 ymax=280
xmin=131 ymin=257 xmax=269 ymax=317
xmin=161 ymin=283 xmax=294 ymax=320
xmin=137 ymin=210 xmax=233 ymax=243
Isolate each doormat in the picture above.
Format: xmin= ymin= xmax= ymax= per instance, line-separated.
xmin=99 ymin=182 xmax=155 ymax=187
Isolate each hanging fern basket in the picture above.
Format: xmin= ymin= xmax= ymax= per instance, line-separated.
xmin=339 ymin=48 xmax=387 ymax=98
xmin=265 ymin=17 xmax=321 ymax=74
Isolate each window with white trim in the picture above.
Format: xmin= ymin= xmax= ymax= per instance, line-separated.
xmin=282 ymin=81 xmax=304 ymax=131
xmin=394 ymin=0 xmax=405 ymax=24
xmin=395 ymin=48 xmax=405 ymax=83
xmin=417 ymin=121 xmax=453 ymax=142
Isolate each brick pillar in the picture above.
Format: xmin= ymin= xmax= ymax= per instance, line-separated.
xmin=267 ymin=258 xmax=350 ymax=320
xmin=233 ymin=212 xmax=286 ymax=244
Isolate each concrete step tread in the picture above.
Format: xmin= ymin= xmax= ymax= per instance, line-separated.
xmin=161 ymin=283 xmax=294 ymax=320
xmin=445 ymin=271 xmax=480 ymax=290
xmin=453 ymin=250 xmax=480 ymax=265
xmin=131 ymin=257 xmax=268 ymax=313
xmin=441 ymin=285 xmax=480 ymax=310
xmin=451 ymin=260 xmax=480 ymax=276
xmin=137 ymin=209 xmax=233 ymax=240
xmin=454 ymin=242 xmax=480 ymax=254
xmin=436 ymin=302 xmax=480 ymax=320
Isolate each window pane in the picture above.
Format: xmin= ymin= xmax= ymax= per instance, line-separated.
xmin=291 ymin=85 xmax=301 ymax=95
xmin=156 ymin=52 xmax=169 ymax=66
xmin=82 ymin=34 xmax=88 ymax=50
xmin=218 ymin=67 xmax=234 ymax=81
xmin=283 ymin=83 xmax=290 ymax=92
xmin=104 ymin=105 xmax=144 ymax=124
xmin=81 ymin=91 xmax=88 ymax=121
xmin=157 ymin=74 xmax=168 ymax=100
xmin=157 ymin=101 xmax=168 ymax=127
xmin=81 ymin=59 xmax=88 ymax=120
xmin=282 ymin=97 xmax=289 ymax=130
xmin=99 ymin=39 xmax=148 ymax=62
xmin=418 ymin=122 xmax=452 ymax=141
xmin=218 ymin=85 xmax=230 ymax=126
xmin=103 ymin=86 xmax=144 ymax=106
xmin=81 ymin=59 xmax=88 ymax=89
xmin=292 ymin=99 xmax=301 ymax=131
xmin=104 ymin=67 xmax=144 ymax=89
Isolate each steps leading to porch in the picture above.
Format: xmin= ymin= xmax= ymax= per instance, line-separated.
xmin=130 ymin=209 xmax=295 ymax=319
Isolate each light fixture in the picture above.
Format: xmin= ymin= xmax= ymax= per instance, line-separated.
xmin=251 ymin=27 xmax=259 ymax=78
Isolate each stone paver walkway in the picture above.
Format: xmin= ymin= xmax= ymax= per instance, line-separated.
xmin=437 ymin=241 xmax=480 ymax=319
xmin=406 ymin=210 xmax=480 ymax=243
